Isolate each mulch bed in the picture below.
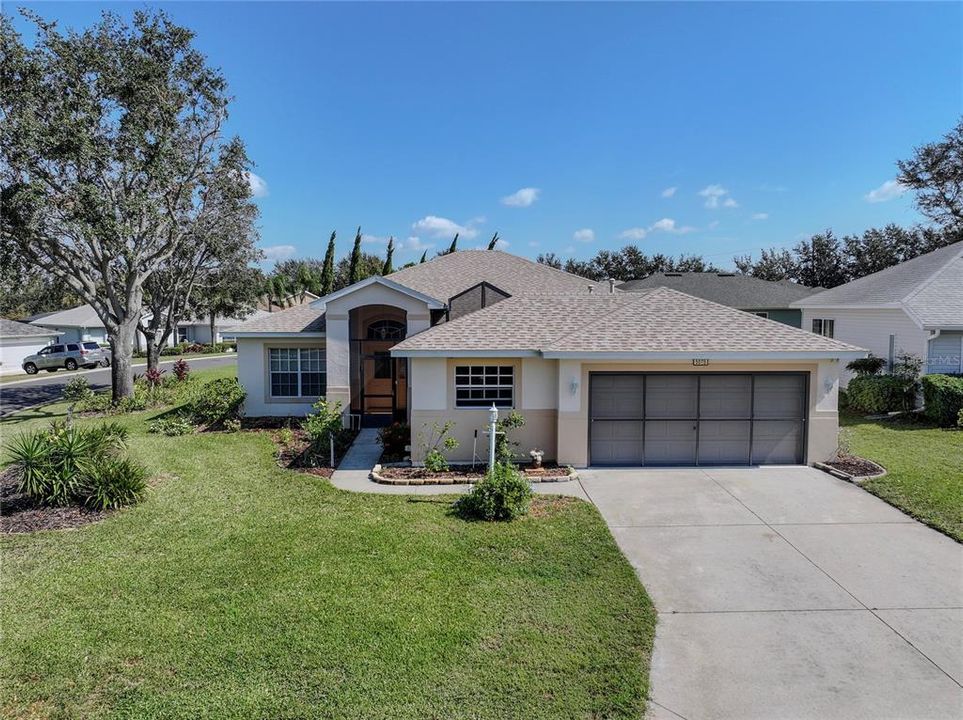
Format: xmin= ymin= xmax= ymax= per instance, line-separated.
xmin=0 ymin=469 xmax=110 ymax=534
xmin=825 ymin=454 xmax=885 ymax=478
xmin=378 ymin=463 xmax=568 ymax=482
xmin=259 ymin=425 xmax=359 ymax=478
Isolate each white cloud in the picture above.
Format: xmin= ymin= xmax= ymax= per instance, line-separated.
xmin=495 ymin=238 xmax=510 ymax=249
xmin=573 ymin=228 xmax=595 ymax=243
xmin=750 ymin=212 xmax=769 ymax=221
xmin=411 ymin=215 xmax=481 ymax=239
xmin=246 ymin=171 xmax=269 ymax=199
xmin=563 ymin=245 xmax=576 ymax=254
xmin=698 ymin=184 xmax=738 ymax=209
xmin=619 ymin=227 xmax=648 ymax=241
xmin=501 ymin=187 xmax=540 ymax=207
xmin=661 ymin=186 xmax=677 ymax=198
xmin=361 ymin=233 xmax=387 ymax=245
xmin=865 ymin=179 xmax=909 ymax=203
xmin=260 ymin=244 xmax=296 ymax=263
xmin=650 ymin=217 xmax=696 ymax=234
xmin=400 ymin=236 xmax=434 ymax=252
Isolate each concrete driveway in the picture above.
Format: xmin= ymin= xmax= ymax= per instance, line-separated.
xmin=579 ymin=466 xmax=963 ymax=720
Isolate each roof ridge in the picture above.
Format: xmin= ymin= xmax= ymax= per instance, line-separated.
xmin=544 ymin=292 xmax=647 ymax=350
xmin=901 ymin=242 xmax=963 ymax=305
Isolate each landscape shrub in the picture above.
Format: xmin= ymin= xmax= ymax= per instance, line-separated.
xmin=958 ymin=408 xmax=963 ymax=428
xmin=172 ymin=359 xmax=190 ymax=382
xmin=62 ymin=377 xmax=94 ymax=404
xmin=495 ymin=410 xmax=525 ymax=464
xmin=83 ymin=458 xmax=148 ymax=510
xmin=377 ymin=422 xmax=410 ymax=460
xmin=419 ymin=421 xmax=459 ymax=473
xmin=187 ymin=377 xmax=246 ymax=427
xmin=223 ymin=418 xmax=241 ymax=433
xmin=846 ymin=355 xmax=886 ymax=377
xmin=5 ymin=420 xmax=145 ymax=509
xmin=148 ymin=415 xmax=195 ymax=436
xmin=303 ymin=399 xmax=343 ymax=450
xmin=921 ymin=374 xmax=963 ymax=427
xmin=76 ymin=392 xmax=112 ymax=414
xmin=846 ymin=375 xmax=914 ymax=414
xmin=455 ymin=462 xmax=532 ymax=521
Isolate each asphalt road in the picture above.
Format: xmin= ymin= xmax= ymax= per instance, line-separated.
xmin=0 ymin=355 xmax=237 ymax=417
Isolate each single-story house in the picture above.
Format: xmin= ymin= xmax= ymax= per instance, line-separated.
xmin=792 ymin=241 xmax=963 ymax=384
xmin=29 ymin=304 xmax=267 ymax=348
xmin=619 ymin=272 xmax=819 ymax=327
xmin=232 ymin=250 xmax=865 ymax=467
xmin=0 ymin=318 xmax=59 ymax=375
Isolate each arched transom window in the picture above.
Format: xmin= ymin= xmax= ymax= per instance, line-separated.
xmin=366 ymin=319 xmax=405 ymax=340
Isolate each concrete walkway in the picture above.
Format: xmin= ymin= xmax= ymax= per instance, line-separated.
xmin=580 ymin=466 xmax=963 ymax=720
xmin=330 ymin=428 xmax=588 ymax=499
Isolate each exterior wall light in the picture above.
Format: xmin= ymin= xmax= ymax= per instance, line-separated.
xmin=570 ymin=378 xmax=580 ymax=396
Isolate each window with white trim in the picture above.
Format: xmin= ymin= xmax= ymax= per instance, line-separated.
xmin=811 ymin=318 xmax=835 ymax=338
xmin=269 ymin=348 xmax=326 ymax=398
xmin=455 ymin=365 xmax=514 ymax=408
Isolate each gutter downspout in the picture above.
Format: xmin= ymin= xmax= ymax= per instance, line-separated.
xmin=926 ymin=329 xmax=941 ymax=375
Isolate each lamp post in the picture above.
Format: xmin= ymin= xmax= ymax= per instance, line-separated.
xmin=487 ymin=404 xmax=499 ymax=470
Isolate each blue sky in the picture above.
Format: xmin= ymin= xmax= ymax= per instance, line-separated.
xmin=11 ymin=2 xmax=962 ymax=268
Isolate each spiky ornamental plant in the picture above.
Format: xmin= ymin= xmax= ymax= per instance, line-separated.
xmin=419 ymin=250 xmax=428 ymax=264
xmin=446 ymin=233 xmax=459 ymax=255
xmin=348 ymin=227 xmax=363 ymax=284
xmin=382 ymin=237 xmax=395 ymax=275
xmin=320 ymin=230 xmax=336 ymax=295
xmin=487 ymin=232 xmax=500 ymax=250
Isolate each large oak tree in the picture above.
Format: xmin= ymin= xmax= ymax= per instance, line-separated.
xmin=1 ymin=10 xmax=254 ymax=398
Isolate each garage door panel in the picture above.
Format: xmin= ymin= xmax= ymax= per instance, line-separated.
xmin=753 ymin=375 xmax=806 ymax=419
xmin=700 ymin=375 xmax=752 ymax=418
xmin=698 ymin=420 xmax=751 ymax=464
xmin=751 ymin=420 xmax=803 ymax=464
xmin=590 ymin=420 xmax=643 ymax=465
xmin=591 ymin=374 xmax=644 ymax=419
xmin=645 ymin=375 xmax=698 ymax=418
xmin=645 ymin=420 xmax=697 ymax=465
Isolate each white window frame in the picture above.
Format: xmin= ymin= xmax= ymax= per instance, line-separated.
xmin=269 ymin=347 xmax=326 ymax=398
xmin=176 ymin=326 xmax=189 ymax=343
xmin=454 ymin=365 xmax=514 ymax=408
xmin=812 ymin=318 xmax=835 ymax=338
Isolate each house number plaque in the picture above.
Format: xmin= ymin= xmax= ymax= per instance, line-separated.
xmin=691 ymin=359 xmax=710 ymax=366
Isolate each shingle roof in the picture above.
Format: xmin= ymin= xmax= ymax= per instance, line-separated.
xmin=619 ymin=272 xmax=818 ymax=310
xmin=0 ymin=318 xmax=59 ymax=339
xmin=392 ymin=287 xmax=864 ymax=356
xmin=28 ymin=304 xmax=105 ymax=328
xmin=230 ymin=304 xmax=326 ymax=334
xmin=792 ymin=242 xmax=963 ymax=322
xmin=385 ymin=250 xmax=609 ymax=301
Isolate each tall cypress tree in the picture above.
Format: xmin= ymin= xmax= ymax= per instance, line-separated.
xmin=348 ymin=226 xmax=363 ymax=285
xmin=487 ymin=232 xmax=500 ymax=250
xmin=320 ymin=230 xmax=336 ymax=295
xmin=445 ymin=233 xmax=458 ymax=255
xmin=419 ymin=250 xmax=428 ymax=264
xmin=382 ymin=236 xmax=395 ymax=275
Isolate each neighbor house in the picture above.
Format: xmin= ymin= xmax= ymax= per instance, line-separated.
xmin=232 ymin=250 xmax=864 ymax=467
xmin=0 ymin=319 xmax=58 ymax=375
xmin=619 ymin=272 xmax=819 ymax=327
xmin=792 ymin=241 xmax=963 ymax=384
xmin=29 ymin=304 xmax=266 ymax=348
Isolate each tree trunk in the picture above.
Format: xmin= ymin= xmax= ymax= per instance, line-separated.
xmin=110 ymin=318 xmax=138 ymax=400
xmin=146 ymin=341 xmax=160 ymax=373
xmin=210 ymin=315 xmax=216 ymax=346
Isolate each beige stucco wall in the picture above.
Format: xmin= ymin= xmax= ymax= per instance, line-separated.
xmin=237 ymin=337 xmax=327 ymax=417
xmin=409 ymin=355 xmax=842 ymax=467
xmin=409 ymin=356 xmax=558 ymax=464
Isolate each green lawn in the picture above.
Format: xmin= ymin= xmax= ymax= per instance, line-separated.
xmin=841 ymin=413 xmax=963 ymax=542
xmin=0 ymin=367 xmax=655 ymax=719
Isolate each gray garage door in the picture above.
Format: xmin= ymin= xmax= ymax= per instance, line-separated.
xmin=589 ymin=373 xmax=806 ymax=466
